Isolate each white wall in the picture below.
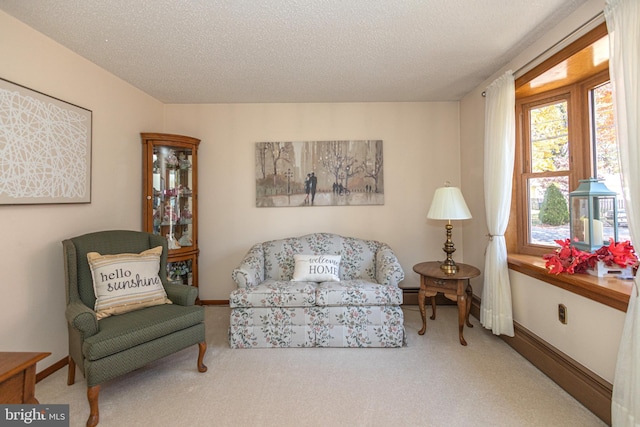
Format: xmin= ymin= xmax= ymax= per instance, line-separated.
xmin=0 ymin=11 xmax=164 ymax=370
xmin=164 ymin=102 xmax=463 ymax=300
xmin=510 ymin=271 xmax=625 ymax=381
xmin=459 ymin=0 xmax=624 ymax=383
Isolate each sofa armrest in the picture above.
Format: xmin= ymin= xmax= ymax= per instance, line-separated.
xmin=65 ymin=301 xmax=99 ymax=338
xmin=375 ymin=246 xmax=405 ymax=287
xmin=164 ymin=283 xmax=198 ymax=306
xmin=231 ymin=243 xmax=265 ymax=288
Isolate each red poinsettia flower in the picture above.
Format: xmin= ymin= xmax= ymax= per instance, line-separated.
xmin=603 ymin=239 xmax=638 ymax=267
xmin=542 ymin=238 xmax=637 ymax=275
xmin=543 ymin=254 xmax=565 ymax=274
xmin=543 ymin=239 xmax=592 ymax=275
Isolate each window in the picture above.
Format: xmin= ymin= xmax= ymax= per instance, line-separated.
xmin=590 ymin=80 xmax=628 ymax=242
xmin=511 ymin=23 xmax=626 ymax=256
xmin=520 ymin=93 xmax=573 ymax=248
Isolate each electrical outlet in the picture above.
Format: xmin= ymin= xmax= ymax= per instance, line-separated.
xmin=558 ymin=304 xmax=567 ymax=324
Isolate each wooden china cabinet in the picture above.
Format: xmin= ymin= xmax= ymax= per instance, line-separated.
xmin=142 ymin=133 xmax=200 ymax=289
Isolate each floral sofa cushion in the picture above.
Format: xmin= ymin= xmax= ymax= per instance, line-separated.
xmin=229 ymin=279 xmax=402 ymax=309
xmin=315 ymin=280 xmax=403 ymax=307
xmin=229 ymin=280 xmax=317 ymax=308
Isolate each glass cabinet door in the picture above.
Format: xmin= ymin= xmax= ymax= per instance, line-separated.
xmin=142 ymin=133 xmax=200 ymax=289
xmin=152 ymin=146 xmax=194 ymax=250
xmin=167 ymin=253 xmax=198 ymax=286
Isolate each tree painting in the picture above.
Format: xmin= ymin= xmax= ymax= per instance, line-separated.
xmin=363 ymin=141 xmax=383 ymax=193
xmin=255 ymin=140 xmax=384 ymax=207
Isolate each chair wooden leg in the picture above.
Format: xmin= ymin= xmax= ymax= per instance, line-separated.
xmin=67 ymin=356 xmax=76 ymax=386
xmin=87 ymin=385 xmax=100 ymax=427
xmin=197 ymin=341 xmax=208 ymax=373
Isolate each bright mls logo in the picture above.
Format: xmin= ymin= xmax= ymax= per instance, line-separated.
xmin=0 ymin=405 xmax=69 ymax=426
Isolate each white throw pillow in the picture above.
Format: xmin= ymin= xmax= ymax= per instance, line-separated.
xmin=87 ymin=246 xmax=172 ymax=319
xmin=292 ymin=254 xmax=341 ymax=282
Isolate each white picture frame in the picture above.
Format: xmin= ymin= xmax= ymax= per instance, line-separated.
xmin=0 ymin=77 xmax=92 ymax=204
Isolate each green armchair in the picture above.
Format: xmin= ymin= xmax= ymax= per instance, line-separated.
xmin=63 ymin=230 xmax=207 ymax=427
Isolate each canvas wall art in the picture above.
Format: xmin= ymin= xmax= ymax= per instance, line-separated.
xmin=0 ymin=78 xmax=92 ymax=204
xmin=256 ymin=140 xmax=384 ymax=207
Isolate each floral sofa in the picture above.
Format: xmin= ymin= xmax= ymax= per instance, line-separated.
xmin=229 ymin=232 xmax=405 ymax=348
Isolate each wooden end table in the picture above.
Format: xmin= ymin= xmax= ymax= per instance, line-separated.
xmin=413 ymin=262 xmax=480 ymax=346
xmin=0 ymin=352 xmax=50 ymax=404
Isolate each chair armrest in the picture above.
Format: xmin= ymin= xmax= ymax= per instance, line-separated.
xmin=164 ymin=283 xmax=198 ymax=306
xmin=231 ymin=244 xmax=264 ymax=289
xmin=376 ymin=246 xmax=405 ymax=287
xmin=65 ymin=301 xmax=99 ymax=338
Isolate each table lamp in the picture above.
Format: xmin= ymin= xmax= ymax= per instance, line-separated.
xmin=427 ymin=182 xmax=472 ymax=274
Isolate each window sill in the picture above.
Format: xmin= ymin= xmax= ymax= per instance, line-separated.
xmin=507 ymin=254 xmax=632 ymax=312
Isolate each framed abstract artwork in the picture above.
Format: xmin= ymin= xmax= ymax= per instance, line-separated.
xmin=0 ymin=78 xmax=92 ymax=204
xmin=256 ymin=140 xmax=384 ymax=207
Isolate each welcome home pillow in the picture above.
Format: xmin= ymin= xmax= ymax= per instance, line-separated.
xmin=87 ymin=246 xmax=172 ymax=319
xmin=292 ymin=254 xmax=341 ymax=282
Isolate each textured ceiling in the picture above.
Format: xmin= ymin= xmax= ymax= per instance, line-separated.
xmin=0 ymin=0 xmax=589 ymax=103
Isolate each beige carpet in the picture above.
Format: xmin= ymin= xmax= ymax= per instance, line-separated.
xmin=36 ymin=306 xmax=607 ymax=427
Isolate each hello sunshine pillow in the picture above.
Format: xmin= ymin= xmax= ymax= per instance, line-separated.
xmin=87 ymin=246 xmax=171 ymax=319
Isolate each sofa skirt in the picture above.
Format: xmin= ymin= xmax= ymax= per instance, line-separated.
xmin=229 ymin=305 xmax=404 ymax=348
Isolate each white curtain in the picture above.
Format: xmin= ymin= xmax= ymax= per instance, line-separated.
xmin=480 ymin=71 xmax=515 ymax=336
xmin=606 ymin=0 xmax=640 ymax=425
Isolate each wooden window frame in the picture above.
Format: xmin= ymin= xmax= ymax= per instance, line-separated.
xmin=506 ymin=23 xmax=631 ymax=310
xmin=514 ymin=82 xmax=596 ymax=256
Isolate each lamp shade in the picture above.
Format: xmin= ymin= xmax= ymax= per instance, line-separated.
xmin=427 ymin=186 xmax=472 ymax=220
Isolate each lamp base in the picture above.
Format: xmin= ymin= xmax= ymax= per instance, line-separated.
xmin=440 ymin=260 xmax=458 ymax=275
xmin=440 ymin=222 xmax=458 ymax=275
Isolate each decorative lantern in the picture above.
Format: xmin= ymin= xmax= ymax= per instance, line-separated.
xmin=569 ymin=178 xmax=618 ymax=252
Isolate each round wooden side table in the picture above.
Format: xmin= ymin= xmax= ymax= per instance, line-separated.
xmin=413 ymin=261 xmax=480 ymax=346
